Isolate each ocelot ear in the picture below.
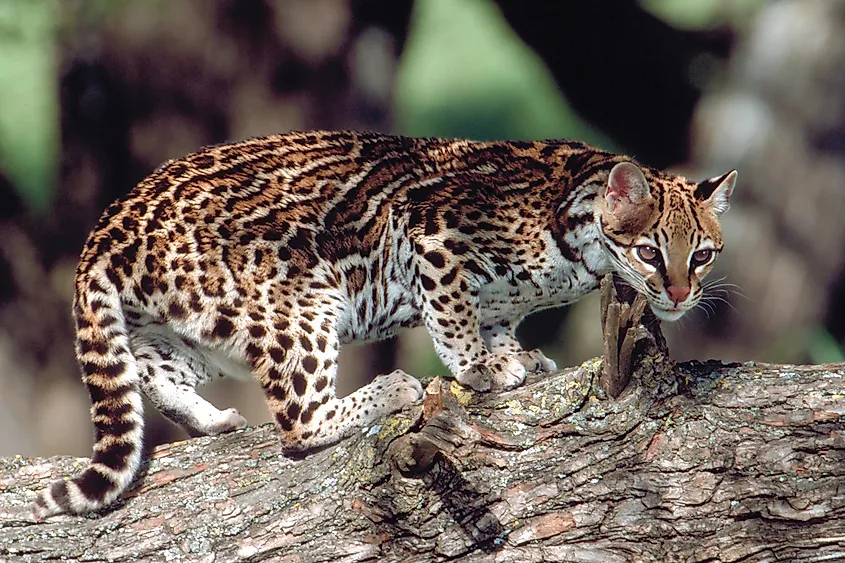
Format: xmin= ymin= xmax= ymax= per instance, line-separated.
xmin=695 ymin=170 xmax=737 ymax=216
xmin=604 ymin=162 xmax=651 ymax=215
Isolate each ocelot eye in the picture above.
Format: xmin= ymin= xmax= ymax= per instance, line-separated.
xmin=636 ymin=246 xmax=660 ymax=263
xmin=691 ymin=249 xmax=714 ymax=266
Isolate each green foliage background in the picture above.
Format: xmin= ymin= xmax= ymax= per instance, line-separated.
xmin=0 ymin=0 xmax=58 ymax=213
xmin=0 ymin=0 xmax=838 ymax=365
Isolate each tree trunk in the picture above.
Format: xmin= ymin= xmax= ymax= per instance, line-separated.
xmin=1 ymin=362 xmax=842 ymax=562
xmin=1 ymin=279 xmax=844 ymax=562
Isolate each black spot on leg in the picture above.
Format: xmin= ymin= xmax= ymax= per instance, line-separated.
xmin=302 ymin=356 xmax=318 ymax=374
xmin=140 ymin=275 xmax=155 ymax=295
xmin=269 ymin=347 xmax=285 ymax=363
xmin=286 ymin=402 xmax=301 ymax=420
xmin=315 ymin=376 xmax=328 ymax=392
xmin=212 ymin=317 xmax=234 ymax=339
xmin=249 ymin=325 xmax=266 ymax=338
xmin=168 ymin=302 xmax=187 ymax=320
xmin=423 ymin=251 xmax=446 ymax=268
xmin=218 ymin=306 xmax=238 ymax=318
xmin=189 ymin=293 xmax=203 ymax=312
xmin=299 ymin=336 xmax=313 ymax=352
xmin=276 ymin=334 xmax=294 ymax=350
xmin=300 ymin=401 xmax=320 ymax=423
xmin=267 ymin=384 xmax=287 ymax=401
xmin=292 ymin=372 xmax=307 ymax=396
xmin=276 ymin=412 xmax=294 ymax=431
xmin=105 ymin=267 xmax=123 ymax=290
xmin=420 ymin=274 xmax=436 ymax=291
xmin=246 ymin=344 xmax=263 ymax=362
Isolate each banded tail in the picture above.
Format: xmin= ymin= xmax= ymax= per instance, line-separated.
xmin=33 ymin=273 xmax=144 ymax=518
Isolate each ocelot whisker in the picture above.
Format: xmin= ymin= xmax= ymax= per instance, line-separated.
xmin=700 ymin=294 xmax=740 ymax=313
xmin=703 ymin=278 xmax=751 ymax=301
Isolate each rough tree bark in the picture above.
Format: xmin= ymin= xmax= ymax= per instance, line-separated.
xmin=1 ymin=277 xmax=844 ymax=562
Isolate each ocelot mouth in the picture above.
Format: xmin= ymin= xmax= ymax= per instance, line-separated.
xmin=650 ymin=305 xmax=687 ymax=322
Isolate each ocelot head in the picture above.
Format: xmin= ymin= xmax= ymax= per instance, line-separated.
xmin=597 ymin=161 xmax=737 ymax=321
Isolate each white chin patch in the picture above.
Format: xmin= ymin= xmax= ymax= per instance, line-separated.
xmin=650 ymin=306 xmax=686 ymax=322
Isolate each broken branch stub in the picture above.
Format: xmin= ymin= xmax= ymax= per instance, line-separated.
xmin=599 ymin=273 xmax=672 ymax=398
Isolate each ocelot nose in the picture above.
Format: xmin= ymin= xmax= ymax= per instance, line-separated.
xmin=666 ymin=285 xmax=691 ymax=304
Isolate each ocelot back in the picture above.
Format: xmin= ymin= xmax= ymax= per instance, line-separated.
xmin=34 ymin=131 xmax=736 ymax=518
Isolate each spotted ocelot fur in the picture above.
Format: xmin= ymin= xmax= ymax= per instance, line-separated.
xmin=34 ymin=130 xmax=736 ymax=517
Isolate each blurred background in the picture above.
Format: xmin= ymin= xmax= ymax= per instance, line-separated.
xmin=1 ymin=0 xmax=844 ymax=459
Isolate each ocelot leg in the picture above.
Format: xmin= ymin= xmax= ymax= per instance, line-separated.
xmin=254 ymin=309 xmax=423 ymax=452
xmin=130 ymin=322 xmax=247 ymax=436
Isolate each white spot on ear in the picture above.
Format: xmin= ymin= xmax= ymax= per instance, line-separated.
xmin=705 ymin=170 xmax=737 ymax=215
xmin=606 ymin=162 xmax=650 ymax=214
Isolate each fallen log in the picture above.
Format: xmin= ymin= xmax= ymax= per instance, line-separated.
xmin=1 ymin=275 xmax=843 ymax=562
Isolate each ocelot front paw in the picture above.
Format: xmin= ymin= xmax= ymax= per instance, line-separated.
xmin=457 ymin=353 xmax=527 ymax=392
xmin=513 ymin=348 xmax=557 ymax=373
xmin=372 ymin=369 xmax=425 ymax=408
